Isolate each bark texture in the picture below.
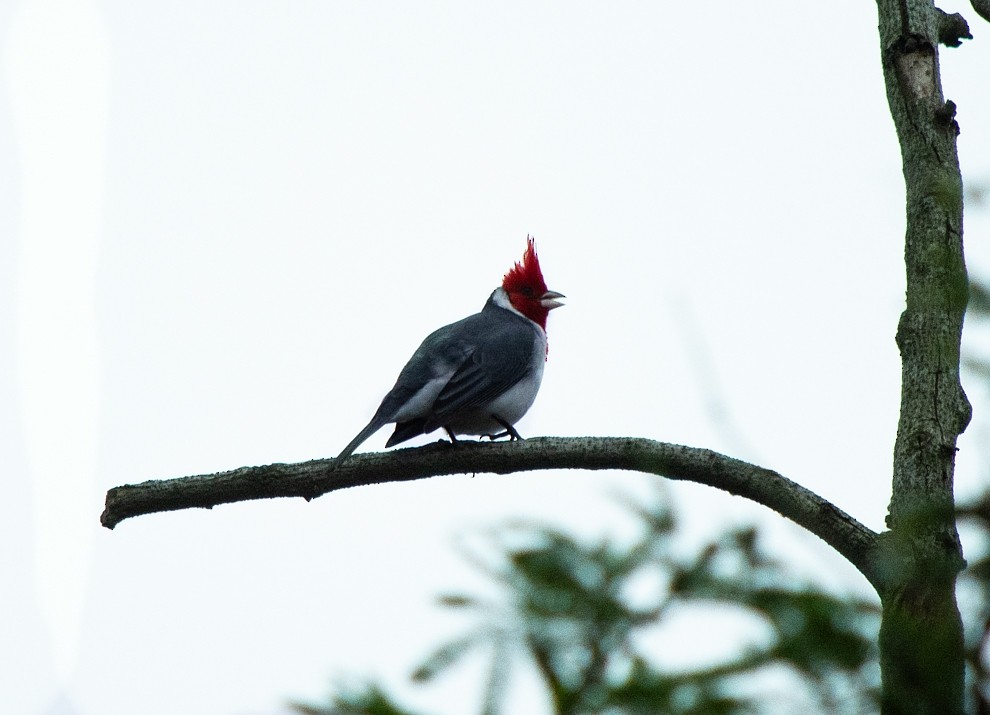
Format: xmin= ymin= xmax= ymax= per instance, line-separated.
xmin=875 ymin=1 xmax=971 ymax=712
xmin=101 ymin=435 xmax=884 ymax=585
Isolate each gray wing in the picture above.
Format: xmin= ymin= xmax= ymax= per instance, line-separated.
xmin=422 ymin=310 xmax=537 ymax=432
xmin=338 ymin=318 xmax=476 ymax=459
xmin=341 ymin=302 xmax=539 ymax=456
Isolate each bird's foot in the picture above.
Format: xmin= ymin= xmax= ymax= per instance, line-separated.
xmin=443 ymin=426 xmax=461 ymax=445
xmin=490 ymin=416 xmax=524 ymax=441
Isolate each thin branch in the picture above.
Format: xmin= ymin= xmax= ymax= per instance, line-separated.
xmin=935 ymin=8 xmax=973 ymax=46
xmin=101 ymin=436 xmax=881 ymax=587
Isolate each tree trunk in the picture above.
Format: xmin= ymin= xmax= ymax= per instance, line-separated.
xmin=874 ymin=1 xmax=972 ymax=712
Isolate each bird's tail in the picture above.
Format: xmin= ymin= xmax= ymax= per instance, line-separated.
xmin=335 ymin=417 xmax=388 ymax=463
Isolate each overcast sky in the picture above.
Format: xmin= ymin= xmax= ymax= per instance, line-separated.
xmin=3 ymin=1 xmax=990 ymax=714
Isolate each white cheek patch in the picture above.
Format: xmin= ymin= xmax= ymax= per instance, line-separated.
xmin=490 ymin=287 xmax=526 ymax=319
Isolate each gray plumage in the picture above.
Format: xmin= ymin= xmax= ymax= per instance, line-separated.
xmin=336 ymin=288 xmax=547 ymax=460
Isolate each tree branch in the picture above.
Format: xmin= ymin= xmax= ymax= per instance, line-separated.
xmin=875 ymin=1 xmax=971 ymax=710
xmin=101 ymin=436 xmax=882 ymax=587
xmin=935 ymin=8 xmax=972 ymax=47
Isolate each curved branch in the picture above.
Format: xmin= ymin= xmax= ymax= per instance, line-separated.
xmin=101 ymin=436 xmax=881 ymax=587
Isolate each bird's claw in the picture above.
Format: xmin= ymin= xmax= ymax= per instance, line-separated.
xmin=489 ymin=416 xmax=524 ymax=441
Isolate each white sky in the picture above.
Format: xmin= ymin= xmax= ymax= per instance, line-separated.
xmin=2 ymin=1 xmax=989 ymax=714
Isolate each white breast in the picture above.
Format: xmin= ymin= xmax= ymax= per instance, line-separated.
xmin=447 ymin=324 xmax=547 ymax=436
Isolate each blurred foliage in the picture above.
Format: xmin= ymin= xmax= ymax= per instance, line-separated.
xmin=294 ymin=264 xmax=990 ymax=715
xmin=293 ymin=489 xmax=881 ymax=714
xmin=965 ymin=179 xmax=987 ymax=209
xmin=959 ymin=492 xmax=990 ymax=712
xmin=293 ymin=682 xmax=425 ymax=715
xmin=292 ymin=487 xmax=990 ymax=715
xmin=961 ymin=271 xmax=990 ymax=712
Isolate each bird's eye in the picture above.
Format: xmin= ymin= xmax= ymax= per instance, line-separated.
xmin=520 ymin=286 xmax=535 ymax=298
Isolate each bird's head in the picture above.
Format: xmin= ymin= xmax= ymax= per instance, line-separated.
xmin=501 ymin=236 xmax=565 ymax=330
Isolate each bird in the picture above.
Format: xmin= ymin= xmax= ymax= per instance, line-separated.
xmin=336 ymin=236 xmax=564 ymax=461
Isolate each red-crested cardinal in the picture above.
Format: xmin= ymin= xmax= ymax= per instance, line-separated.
xmin=337 ymin=237 xmax=564 ymax=460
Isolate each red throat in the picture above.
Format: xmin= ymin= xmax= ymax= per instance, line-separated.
xmin=502 ymin=236 xmax=551 ymax=330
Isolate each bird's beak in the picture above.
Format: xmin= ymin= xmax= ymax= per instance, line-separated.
xmin=540 ymin=290 xmax=566 ymax=310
